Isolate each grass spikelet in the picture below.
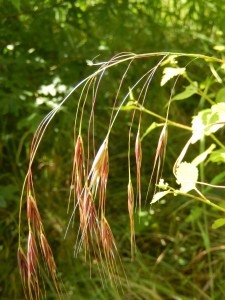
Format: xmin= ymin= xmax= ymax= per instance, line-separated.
xmin=40 ymin=232 xmax=56 ymax=272
xmin=89 ymin=137 xmax=108 ymax=194
xmin=135 ymin=129 xmax=142 ymax=212
xmin=27 ymin=230 xmax=40 ymax=300
xmin=27 ymin=194 xmax=43 ymax=232
xmin=76 ymin=187 xmax=95 ymax=256
xmin=100 ymin=215 xmax=126 ymax=289
xmin=146 ymin=124 xmax=167 ymax=201
xmin=99 ymin=142 xmax=109 ymax=214
xmin=68 ymin=134 xmax=85 ymax=213
xmin=18 ymin=247 xmax=28 ymax=299
xmin=128 ymin=180 xmax=136 ymax=260
xmin=39 ymin=232 xmax=61 ymax=297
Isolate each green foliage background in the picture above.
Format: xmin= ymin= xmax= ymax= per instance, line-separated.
xmin=1 ymin=0 xmax=225 ymax=299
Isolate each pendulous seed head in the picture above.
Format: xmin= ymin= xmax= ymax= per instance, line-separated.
xmin=40 ymin=232 xmax=56 ymax=273
xmin=27 ymin=194 xmax=42 ymax=232
xmin=18 ymin=247 xmax=28 ymax=298
xmin=27 ymin=230 xmax=40 ymax=300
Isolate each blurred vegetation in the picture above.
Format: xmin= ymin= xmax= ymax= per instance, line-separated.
xmin=1 ymin=0 xmax=225 ymax=299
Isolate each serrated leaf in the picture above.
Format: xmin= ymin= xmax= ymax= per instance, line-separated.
xmin=151 ymin=190 xmax=170 ymax=204
xmin=172 ymin=82 xmax=198 ymax=101
xmin=161 ymin=67 xmax=185 ymax=86
xmin=212 ymin=218 xmax=225 ymax=229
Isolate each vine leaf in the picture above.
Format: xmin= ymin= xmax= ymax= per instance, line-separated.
xmin=161 ymin=67 xmax=185 ymax=86
xmin=175 ymin=162 xmax=198 ymax=193
xmin=191 ymin=103 xmax=225 ymax=143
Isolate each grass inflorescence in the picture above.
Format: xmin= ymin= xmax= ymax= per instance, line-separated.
xmin=18 ymin=52 xmax=225 ymax=299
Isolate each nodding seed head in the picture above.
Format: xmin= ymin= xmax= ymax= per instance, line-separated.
xmin=27 ymin=195 xmax=42 ymax=231
xmin=18 ymin=247 xmax=28 ymax=297
xmin=40 ymin=232 xmax=56 ymax=273
xmin=27 ymin=231 xmax=39 ymax=276
xmin=135 ymin=130 xmax=142 ymax=165
xmin=89 ymin=138 xmax=108 ymax=188
xmin=75 ymin=135 xmax=84 ymax=165
xmin=128 ymin=181 xmax=134 ymax=215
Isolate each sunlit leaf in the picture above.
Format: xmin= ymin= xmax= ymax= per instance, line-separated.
xmin=213 ymin=45 xmax=225 ymax=52
xmin=175 ymin=162 xmax=198 ymax=193
xmin=151 ymin=190 xmax=170 ymax=204
xmin=161 ymin=55 xmax=179 ymax=66
xmin=161 ymin=67 xmax=186 ymax=86
xmin=191 ymin=103 xmax=225 ymax=143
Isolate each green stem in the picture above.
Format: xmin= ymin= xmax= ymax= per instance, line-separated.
xmin=168 ymin=188 xmax=225 ymax=214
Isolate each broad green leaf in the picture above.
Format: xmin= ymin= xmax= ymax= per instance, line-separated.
xmin=191 ymin=144 xmax=216 ymax=166
xmin=172 ymin=82 xmax=198 ymax=101
xmin=212 ymin=218 xmax=225 ymax=229
xmin=151 ymin=190 xmax=170 ymax=204
xmin=216 ymin=87 xmax=225 ymax=103
xmin=161 ymin=67 xmax=186 ymax=86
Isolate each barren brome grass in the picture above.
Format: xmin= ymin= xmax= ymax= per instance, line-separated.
xmin=18 ymin=52 xmax=225 ymax=299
